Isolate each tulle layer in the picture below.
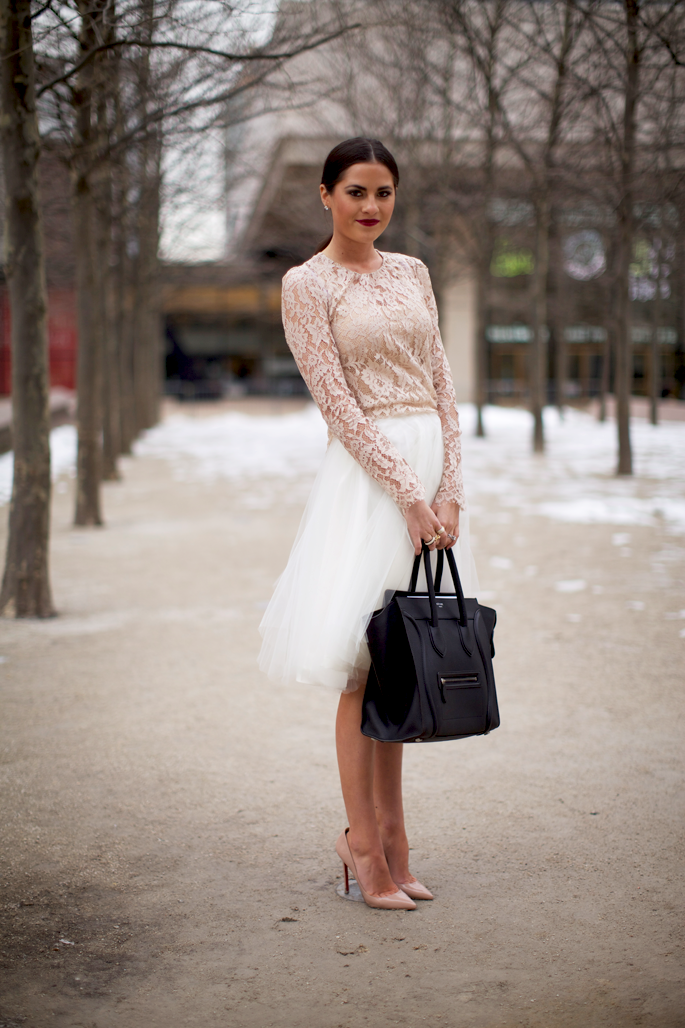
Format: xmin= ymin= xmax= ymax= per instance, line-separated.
xmin=258 ymin=412 xmax=478 ymax=693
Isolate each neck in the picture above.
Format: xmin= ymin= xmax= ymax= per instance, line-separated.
xmin=324 ymin=233 xmax=383 ymax=273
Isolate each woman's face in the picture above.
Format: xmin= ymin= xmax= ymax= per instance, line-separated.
xmin=320 ymin=162 xmax=396 ymax=245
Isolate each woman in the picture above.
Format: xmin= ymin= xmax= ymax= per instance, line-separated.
xmin=259 ymin=137 xmax=474 ymax=911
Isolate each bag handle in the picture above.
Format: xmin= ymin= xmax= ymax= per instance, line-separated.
xmin=408 ymin=544 xmax=468 ymax=628
xmin=409 ymin=545 xmax=445 ymax=593
xmin=444 ymin=546 xmax=468 ymax=627
xmin=435 ymin=549 xmax=444 ymax=591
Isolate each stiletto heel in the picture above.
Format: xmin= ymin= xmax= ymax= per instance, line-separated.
xmin=343 ymin=860 xmax=349 ymax=894
xmin=335 ymin=829 xmax=416 ymax=911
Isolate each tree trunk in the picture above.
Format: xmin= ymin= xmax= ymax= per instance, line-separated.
xmin=0 ymin=0 xmax=55 ymax=618
xmin=549 ymin=219 xmax=566 ymax=417
xmin=132 ymin=137 xmax=162 ymax=435
xmin=676 ymin=233 xmax=685 ymax=401
xmin=99 ymin=186 xmax=122 ymax=479
xmin=111 ymin=80 xmax=136 ymax=455
xmin=132 ymin=0 xmax=162 ymax=435
xmin=615 ymin=0 xmax=639 ymax=476
xmin=73 ymin=173 xmax=103 ymax=524
xmin=598 ymin=323 xmax=611 ymax=422
xmin=474 ymin=248 xmax=490 ymax=437
xmin=73 ymin=3 xmax=106 ymax=525
xmin=597 ymin=277 xmax=610 ymax=422
xmin=117 ymin=255 xmax=136 ymax=453
xmin=531 ymin=194 xmax=550 ymax=452
xmin=474 ymin=112 xmax=498 ymax=437
xmin=94 ymin=55 xmax=121 ymax=481
xmin=650 ymin=241 xmax=662 ymax=426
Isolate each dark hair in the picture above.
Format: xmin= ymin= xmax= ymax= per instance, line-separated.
xmin=315 ymin=137 xmax=399 ymax=254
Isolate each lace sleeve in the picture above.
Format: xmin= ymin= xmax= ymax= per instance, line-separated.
xmin=282 ymin=266 xmax=426 ymax=512
xmin=415 ymin=262 xmax=466 ymax=510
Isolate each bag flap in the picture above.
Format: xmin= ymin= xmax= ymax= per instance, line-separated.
xmin=396 ymin=594 xmax=481 ymax=621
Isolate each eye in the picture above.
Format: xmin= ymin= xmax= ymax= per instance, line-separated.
xmin=347 ymin=189 xmax=363 ymax=197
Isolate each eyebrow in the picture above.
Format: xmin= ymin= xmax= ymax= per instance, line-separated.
xmin=345 ymin=183 xmax=393 ymax=190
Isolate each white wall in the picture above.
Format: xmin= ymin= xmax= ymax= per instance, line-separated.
xmin=440 ymin=276 xmax=476 ymax=403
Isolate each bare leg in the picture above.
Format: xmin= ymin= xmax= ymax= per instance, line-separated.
xmin=373 ymin=742 xmax=415 ymax=885
xmin=335 ymin=683 xmax=398 ymax=897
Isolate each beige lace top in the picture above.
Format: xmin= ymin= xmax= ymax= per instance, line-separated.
xmin=281 ymin=251 xmax=465 ymax=512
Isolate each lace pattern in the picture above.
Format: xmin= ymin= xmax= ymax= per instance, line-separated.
xmin=281 ymin=251 xmax=465 ymax=512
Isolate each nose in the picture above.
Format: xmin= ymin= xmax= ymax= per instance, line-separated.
xmin=361 ymin=195 xmax=379 ymax=216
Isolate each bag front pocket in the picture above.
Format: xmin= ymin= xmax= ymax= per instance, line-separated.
xmin=438 ymin=673 xmax=485 ymax=721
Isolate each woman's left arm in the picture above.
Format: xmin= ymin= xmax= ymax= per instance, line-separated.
xmin=415 ymin=262 xmax=466 ymax=547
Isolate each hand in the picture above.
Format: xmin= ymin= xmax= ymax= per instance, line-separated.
xmin=431 ymin=502 xmax=460 ymax=550
xmin=403 ymin=499 xmax=447 ymax=556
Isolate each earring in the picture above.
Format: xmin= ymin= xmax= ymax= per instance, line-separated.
xmin=323 ymin=205 xmax=329 ymax=211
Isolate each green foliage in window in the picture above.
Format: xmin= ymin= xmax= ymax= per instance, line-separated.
xmin=490 ymin=238 xmax=535 ymax=277
xmin=630 ymin=237 xmax=653 ymax=278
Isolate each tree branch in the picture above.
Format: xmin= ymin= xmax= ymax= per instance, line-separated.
xmin=37 ymin=21 xmax=361 ymax=97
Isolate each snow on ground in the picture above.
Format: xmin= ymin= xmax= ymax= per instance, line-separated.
xmin=1 ymin=404 xmax=683 ymax=532
xmin=135 ymin=405 xmax=328 ymax=483
xmin=133 ymin=402 xmax=685 ymax=532
xmin=0 ymin=425 xmax=77 ymax=506
xmin=458 ymin=404 xmax=685 ymax=534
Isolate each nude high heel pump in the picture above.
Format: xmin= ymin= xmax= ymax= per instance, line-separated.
xmin=335 ymin=829 xmax=416 ymax=911
xmin=394 ymin=879 xmax=433 ymax=901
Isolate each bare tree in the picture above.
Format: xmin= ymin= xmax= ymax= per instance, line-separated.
xmin=0 ymin=0 xmax=55 ymax=616
xmin=614 ymin=0 xmax=640 ymax=474
xmin=577 ymin=0 xmax=685 ymax=473
xmin=333 ymin=0 xmax=516 ymax=436
xmin=0 ymin=0 xmax=359 ymax=615
xmin=441 ymin=0 xmax=510 ymax=439
xmin=72 ymin=0 xmax=109 ymax=525
xmin=487 ymin=0 xmax=586 ymax=451
xmin=42 ymin=0 xmax=359 ymax=526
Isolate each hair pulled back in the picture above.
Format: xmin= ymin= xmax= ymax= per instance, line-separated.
xmin=315 ymin=137 xmax=399 ymax=254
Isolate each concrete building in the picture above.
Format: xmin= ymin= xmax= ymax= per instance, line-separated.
xmin=159 ymin=0 xmax=684 ymax=403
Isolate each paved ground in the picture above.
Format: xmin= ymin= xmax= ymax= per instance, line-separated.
xmin=0 ymin=400 xmax=683 ymax=1028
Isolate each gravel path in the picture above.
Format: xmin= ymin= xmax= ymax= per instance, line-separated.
xmin=0 ymin=401 xmax=683 ymax=1028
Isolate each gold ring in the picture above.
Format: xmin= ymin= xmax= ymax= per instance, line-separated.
xmin=436 ymin=526 xmax=445 ymax=535
xmin=424 ymin=535 xmax=438 ymax=547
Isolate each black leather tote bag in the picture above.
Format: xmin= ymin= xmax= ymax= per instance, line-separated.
xmin=362 ymin=544 xmax=499 ymax=743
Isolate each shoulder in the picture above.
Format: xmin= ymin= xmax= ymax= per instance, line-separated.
xmin=382 ymin=252 xmax=431 ymax=284
xmin=383 ymin=251 xmax=425 ymax=270
xmin=282 ymin=255 xmax=332 ymax=306
xmin=283 ymin=254 xmax=325 ymax=289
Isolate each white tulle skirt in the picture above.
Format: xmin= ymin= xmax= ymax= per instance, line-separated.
xmin=258 ymin=411 xmax=478 ymax=693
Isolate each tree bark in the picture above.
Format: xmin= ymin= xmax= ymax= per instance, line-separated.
xmin=615 ymin=0 xmax=639 ymax=476
xmin=99 ymin=184 xmax=122 ymax=479
xmin=530 ymin=0 xmax=574 ymax=450
xmin=474 ymin=72 xmax=499 ymax=438
xmin=598 ymin=322 xmax=612 ymax=422
xmin=0 ymin=0 xmax=55 ymax=617
xmin=473 ymin=248 xmax=490 ymax=437
xmin=132 ymin=131 xmax=162 ymax=434
xmin=531 ymin=194 xmax=550 ymax=452
xmin=132 ymin=0 xmax=162 ymax=435
xmin=111 ymin=77 xmax=136 ymax=455
xmin=94 ymin=40 xmax=121 ymax=481
xmin=549 ymin=218 xmax=566 ymax=417
xmin=73 ymin=2 xmax=107 ymax=525
xmin=649 ymin=241 xmax=662 ymax=425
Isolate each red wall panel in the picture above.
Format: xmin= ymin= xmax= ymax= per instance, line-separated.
xmin=0 ymin=287 xmax=77 ymax=395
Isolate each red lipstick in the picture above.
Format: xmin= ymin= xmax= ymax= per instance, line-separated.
xmin=357 ymin=219 xmax=380 ymax=226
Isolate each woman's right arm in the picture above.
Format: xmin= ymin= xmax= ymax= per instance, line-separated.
xmin=282 ymin=267 xmax=426 ymax=513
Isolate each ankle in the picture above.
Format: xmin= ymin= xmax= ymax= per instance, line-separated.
xmin=347 ymin=828 xmax=384 ymax=862
xmin=377 ymin=819 xmax=406 ymax=842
